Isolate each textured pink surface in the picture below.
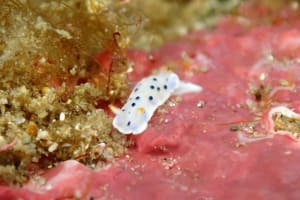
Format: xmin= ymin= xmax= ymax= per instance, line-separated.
xmin=2 ymin=5 xmax=300 ymax=200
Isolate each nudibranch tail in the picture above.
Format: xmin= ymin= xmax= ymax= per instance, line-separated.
xmin=174 ymin=81 xmax=203 ymax=95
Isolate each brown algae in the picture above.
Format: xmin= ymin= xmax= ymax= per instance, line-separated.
xmin=272 ymin=112 xmax=300 ymax=139
xmin=0 ymin=0 xmax=135 ymax=185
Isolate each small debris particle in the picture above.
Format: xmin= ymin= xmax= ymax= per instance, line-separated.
xmin=259 ymin=73 xmax=267 ymax=81
xmin=175 ymin=96 xmax=182 ymax=103
xmin=196 ymin=100 xmax=205 ymax=108
xmin=15 ymin=116 xmax=26 ymax=124
xmin=235 ymin=142 xmax=246 ymax=148
xmin=168 ymin=100 xmax=177 ymax=107
xmin=279 ymin=79 xmax=290 ymax=87
xmin=74 ymin=123 xmax=81 ymax=130
xmin=161 ymin=157 xmax=177 ymax=170
xmin=69 ymin=65 xmax=78 ymax=75
xmin=48 ymin=142 xmax=58 ymax=152
xmin=31 ymin=175 xmax=46 ymax=187
xmin=59 ymin=112 xmax=65 ymax=121
xmin=99 ymin=142 xmax=106 ymax=148
xmin=61 ymin=143 xmax=71 ymax=148
xmin=37 ymin=129 xmax=49 ymax=140
xmin=252 ymin=85 xmax=270 ymax=102
xmin=45 ymin=184 xmax=53 ymax=191
xmin=230 ymin=125 xmax=242 ymax=131
xmin=168 ymin=96 xmax=182 ymax=107
xmin=39 ymin=57 xmax=46 ymax=64
xmin=266 ymin=54 xmax=274 ymax=61
xmin=200 ymin=65 xmax=209 ymax=73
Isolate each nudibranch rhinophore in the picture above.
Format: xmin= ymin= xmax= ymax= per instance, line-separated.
xmin=110 ymin=71 xmax=203 ymax=135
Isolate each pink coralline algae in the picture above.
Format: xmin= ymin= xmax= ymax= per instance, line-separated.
xmin=2 ymin=4 xmax=300 ymax=200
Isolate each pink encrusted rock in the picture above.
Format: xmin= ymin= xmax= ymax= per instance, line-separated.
xmin=0 ymin=160 xmax=95 ymax=200
xmin=30 ymin=160 xmax=94 ymax=199
xmin=277 ymin=29 xmax=300 ymax=58
xmin=2 ymin=3 xmax=300 ymax=200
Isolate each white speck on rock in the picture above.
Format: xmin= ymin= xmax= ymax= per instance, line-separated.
xmin=59 ymin=112 xmax=65 ymax=121
xmin=15 ymin=116 xmax=26 ymax=124
xmin=48 ymin=142 xmax=58 ymax=152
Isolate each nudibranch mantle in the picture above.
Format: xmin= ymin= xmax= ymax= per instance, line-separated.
xmin=111 ymin=71 xmax=202 ymax=135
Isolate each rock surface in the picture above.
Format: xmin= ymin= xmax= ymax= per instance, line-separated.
xmin=2 ymin=3 xmax=300 ymax=200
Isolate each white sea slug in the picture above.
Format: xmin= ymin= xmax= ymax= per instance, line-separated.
xmin=110 ymin=71 xmax=203 ymax=135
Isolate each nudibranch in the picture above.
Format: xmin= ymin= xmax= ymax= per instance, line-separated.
xmin=110 ymin=71 xmax=203 ymax=135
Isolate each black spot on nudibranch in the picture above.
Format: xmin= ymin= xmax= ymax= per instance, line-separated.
xmin=150 ymin=85 xmax=155 ymax=90
xmin=164 ymin=85 xmax=168 ymax=90
xmin=122 ymin=109 xmax=125 ymax=112
xmin=157 ymin=87 xmax=160 ymax=91
xmin=134 ymin=88 xmax=138 ymax=92
xmin=131 ymin=102 xmax=136 ymax=107
xmin=153 ymin=78 xmax=157 ymax=81
xmin=135 ymin=96 xmax=140 ymax=100
xmin=127 ymin=121 xmax=131 ymax=126
xmin=149 ymin=96 xmax=153 ymax=100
